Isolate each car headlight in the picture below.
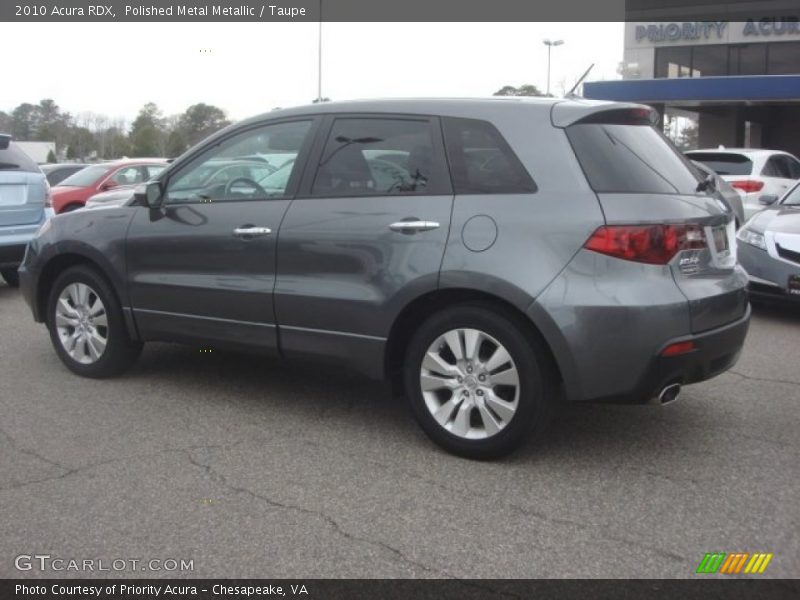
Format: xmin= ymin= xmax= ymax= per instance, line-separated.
xmin=736 ymin=227 xmax=766 ymax=251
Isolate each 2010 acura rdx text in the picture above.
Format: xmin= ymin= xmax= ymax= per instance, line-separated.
xmin=19 ymin=98 xmax=750 ymax=458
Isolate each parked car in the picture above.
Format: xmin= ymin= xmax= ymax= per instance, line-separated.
xmin=39 ymin=163 xmax=89 ymax=187
xmin=685 ymin=148 xmax=800 ymax=221
xmin=19 ymin=99 xmax=750 ymax=458
xmin=737 ymin=181 xmax=800 ymax=303
xmin=0 ymin=134 xmax=53 ymax=287
xmin=691 ymin=160 xmax=745 ymax=226
xmin=50 ymin=160 xmax=167 ymax=213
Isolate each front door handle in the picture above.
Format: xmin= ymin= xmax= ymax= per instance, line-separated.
xmin=389 ymin=220 xmax=440 ymax=233
xmin=233 ymin=226 xmax=272 ymax=238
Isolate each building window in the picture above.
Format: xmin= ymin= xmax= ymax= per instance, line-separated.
xmin=691 ymin=45 xmax=728 ymax=77
xmin=654 ymin=42 xmax=797 ymax=78
xmin=768 ymin=42 xmax=800 ymax=75
xmin=731 ymin=44 xmax=768 ymax=75
xmin=655 ymin=47 xmax=691 ymax=78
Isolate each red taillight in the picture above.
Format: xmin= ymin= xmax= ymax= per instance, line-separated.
xmin=661 ymin=341 xmax=696 ymax=357
xmin=584 ymin=224 xmax=706 ymax=265
xmin=730 ymin=180 xmax=764 ymax=193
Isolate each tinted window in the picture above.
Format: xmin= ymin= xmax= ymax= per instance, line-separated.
xmin=691 ymin=45 xmax=728 ymax=77
xmin=443 ymin=118 xmax=535 ymax=194
xmin=0 ymin=143 xmax=40 ymax=172
xmin=655 ymin=47 xmax=691 ymax=78
xmin=684 ymin=152 xmax=753 ymax=176
xmin=59 ymin=164 xmax=110 ymax=186
xmin=764 ymin=155 xmax=798 ymax=179
xmin=732 ymin=44 xmax=767 ymax=75
xmin=311 ymin=118 xmax=442 ymax=197
xmin=166 ymin=120 xmax=312 ymax=204
xmin=567 ymin=123 xmax=701 ymax=194
xmin=768 ymin=42 xmax=800 ymax=75
xmin=787 ymin=156 xmax=800 ymax=179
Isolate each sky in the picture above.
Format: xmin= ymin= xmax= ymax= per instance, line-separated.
xmin=2 ymin=21 xmax=624 ymax=124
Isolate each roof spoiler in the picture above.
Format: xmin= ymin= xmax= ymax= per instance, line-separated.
xmin=0 ymin=134 xmax=11 ymax=150
xmin=550 ymin=102 xmax=656 ymax=128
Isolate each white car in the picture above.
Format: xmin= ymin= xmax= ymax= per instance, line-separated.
xmin=685 ymin=148 xmax=800 ymax=221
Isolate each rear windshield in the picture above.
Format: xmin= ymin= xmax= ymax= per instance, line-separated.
xmin=58 ymin=164 xmax=110 ymax=187
xmin=0 ymin=144 xmax=40 ymax=172
xmin=684 ymin=152 xmax=753 ymax=176
xmin=567 ymin=123 xmax=702 ymax=195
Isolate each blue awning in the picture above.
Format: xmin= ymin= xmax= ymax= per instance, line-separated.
xmin=583 ymin=75 xmax=800 ymax=103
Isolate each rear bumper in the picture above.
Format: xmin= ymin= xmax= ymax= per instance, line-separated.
xmin=596 ymin=304 xmax=750 ymax=404
xmin=0 ymin=208 xmax=53 ymax=269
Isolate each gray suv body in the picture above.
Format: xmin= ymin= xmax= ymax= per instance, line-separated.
xmin=19 ymin=98 xmax=750 ymax=458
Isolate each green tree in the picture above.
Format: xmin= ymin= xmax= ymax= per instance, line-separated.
xmin=130 ymin=103 xmax=165 ymax=157
xmin=46 ymin=149 xmax=57 ymax=163
xmin=11 ymin=103 xmax=40 ymax=140
xmin=166 ymin=130 xmax=188 ymax=157
xmin=179 ymin=103 xmax=230 ymax=146
xmin=67 ymin=127 xmax=95 ymax=160
xmin=493 ymin=84 xmax=546 ymax=97
xmin=0 ymin=111 xmax=11 ymax=134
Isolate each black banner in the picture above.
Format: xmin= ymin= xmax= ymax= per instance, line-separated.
xmin=2 ymin=0 xmax=799 ymax=23
xmin=3 ymin=579 xmax=800 ymax=600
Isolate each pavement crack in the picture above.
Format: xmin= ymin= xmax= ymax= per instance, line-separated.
xmin=728 ymin=370 xmax=800 ymax=387
xmin=0 ymin=441 xmax=237 ymax=493
xmin=182 ymin=448 xmax=458 ymax=579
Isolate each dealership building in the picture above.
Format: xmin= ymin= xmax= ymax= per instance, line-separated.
xmin=584 ymin=1 xmax=800 ymax=155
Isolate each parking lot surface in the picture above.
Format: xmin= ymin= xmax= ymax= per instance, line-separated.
xmin=0 ymin=280 xmax=797 ymax=578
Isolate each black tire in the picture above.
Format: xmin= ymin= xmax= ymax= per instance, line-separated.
xmin=404 ymin=304 xmax=554 ymax=459
xmin=46 ymin=265 xmax=142 ymax=378
xmin=1 ymin=268 xmax=19 ymax=288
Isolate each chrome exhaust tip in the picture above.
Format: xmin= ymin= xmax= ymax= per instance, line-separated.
xmin=657 ymin=383 xmax=682 ymax=405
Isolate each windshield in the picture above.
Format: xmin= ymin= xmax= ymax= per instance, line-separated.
xmin=58 ymin=164 xmax=109 ymax=187
xmin=685 ymin=152 xmax=753 ymax=176
xmin=567 ymin=123 xmax=702 ymax=194
xmin=782 ymin=182 xmax=800 ymax=206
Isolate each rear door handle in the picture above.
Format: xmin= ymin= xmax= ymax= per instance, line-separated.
xmin=233 ymin=226 xmax=272 ymax=238
xmin=389 ymin=220 xmax=440 ymax=233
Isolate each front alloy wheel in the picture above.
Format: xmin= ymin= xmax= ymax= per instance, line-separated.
xmin=54 ymin=282 xmax=109 ymax=364
xmin=47 ymin=265 xmax=142 ymax=378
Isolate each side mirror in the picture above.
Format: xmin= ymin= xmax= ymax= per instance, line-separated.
xmin=759 ymin=194 xmax=779 ymax=206
xmin=133 ymin=181 xmax=163 ymax=208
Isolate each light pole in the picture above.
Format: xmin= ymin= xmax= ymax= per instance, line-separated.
xmin=543 ymin=39 xmax=564 ymax=97
xmin=317 ymin=0 xmax=323 ymax=102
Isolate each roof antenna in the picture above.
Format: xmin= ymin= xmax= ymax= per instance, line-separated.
xmin=565 ymin=63 xmax=595 ymax=98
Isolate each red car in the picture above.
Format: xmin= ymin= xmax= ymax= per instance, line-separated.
xmin=51 ymin=160 xmax=167 ymax=213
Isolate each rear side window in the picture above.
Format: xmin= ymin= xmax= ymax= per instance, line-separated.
xmin=443 ymin=118 xmax=536 ymax=194
xmin=567 ymin=123 xmax=701 ymax=194
xmin=685 ymin=152 xmax=753 ymax=176
xmin=0 ymin=143 xmax=40 ymax=173
xmin=311 ymin=118 xmax=447 ymax=197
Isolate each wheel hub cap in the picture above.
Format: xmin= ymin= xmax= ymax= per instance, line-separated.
xmin=420 ymin=328 xmax=520 ymax=440
xmin=54 ymin=282 xmax=109 ymax=365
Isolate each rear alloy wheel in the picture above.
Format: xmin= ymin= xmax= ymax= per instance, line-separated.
xmin=405 ymin=305 xmax=553 ymax=459
xmin=47 ymin=265 xmax=142 ymax=378
xmin=1 ymin=269 xmax=20 ymax=288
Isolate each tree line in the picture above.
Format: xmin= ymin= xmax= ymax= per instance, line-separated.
xmin=0 ymin=99 xmax=231 ymax=161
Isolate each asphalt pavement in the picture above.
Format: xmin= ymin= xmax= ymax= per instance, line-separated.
xmin=0 ymin=280 xmax=797 ymax=579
